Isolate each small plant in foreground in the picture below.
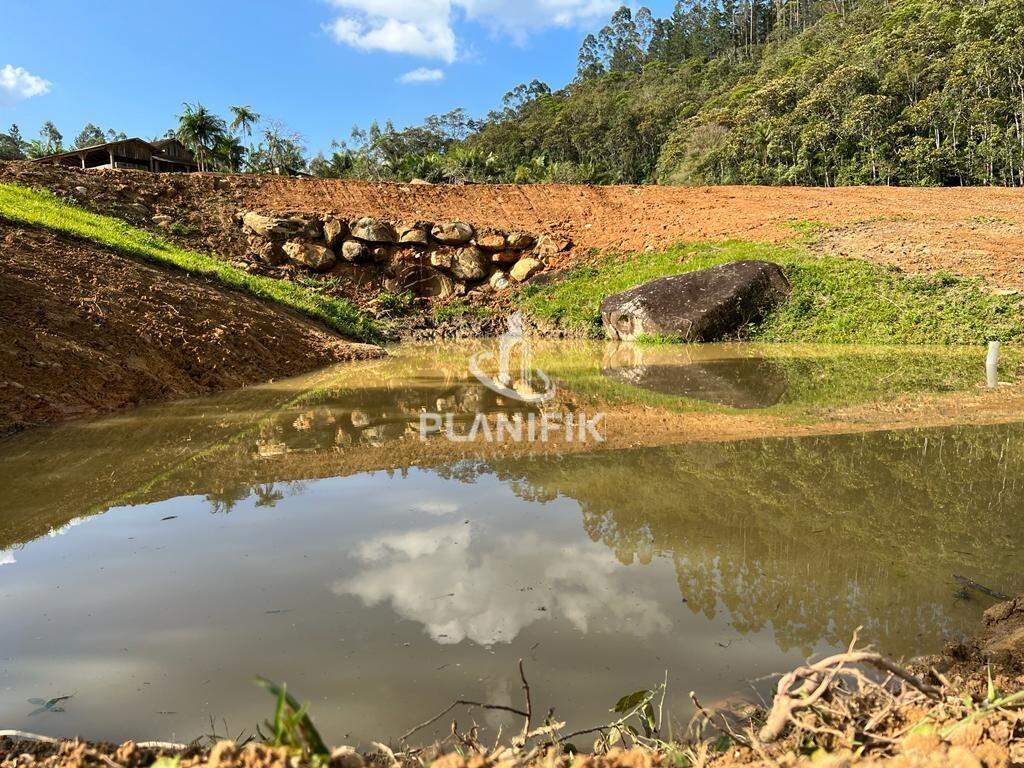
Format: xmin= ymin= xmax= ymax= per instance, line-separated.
xmin=940 ymin=666 xmax=1024 ymax=738
xmin=254 ymin=676 xmax=329 ymax=758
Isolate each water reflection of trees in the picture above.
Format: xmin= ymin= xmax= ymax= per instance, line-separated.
xmin=452 ymin=425 xmax=1024 ymax=656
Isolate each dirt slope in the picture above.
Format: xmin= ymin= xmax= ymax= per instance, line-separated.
xmin=4 ymin=162 xmax=1024 ymax=286
xmin=0 ymin=221 xmax=379 ymax=434
xmin=249 ymin=178 xmax=1024 ymax=284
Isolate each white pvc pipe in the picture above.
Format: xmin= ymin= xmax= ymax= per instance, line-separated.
xmin=986 ymin=340 xmax=1000 ymax=388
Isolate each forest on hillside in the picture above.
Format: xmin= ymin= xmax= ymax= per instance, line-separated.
xmin=3 ymin=0 xmax=1022 ymax=187
xmin=317 ymin=0 xmax=1024 ymax=187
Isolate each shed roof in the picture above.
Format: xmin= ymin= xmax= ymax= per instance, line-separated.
xmin=31 ymin=137 xmax=153 ymax=162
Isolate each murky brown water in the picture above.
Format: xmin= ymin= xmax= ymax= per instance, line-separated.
xmin=1 ymin=342 xmax=1022 ymax=747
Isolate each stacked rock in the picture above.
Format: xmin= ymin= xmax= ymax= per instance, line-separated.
xmin=239 ymin=211 xmax=571 ymax=296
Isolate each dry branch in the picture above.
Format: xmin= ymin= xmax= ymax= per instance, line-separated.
xmin=758 ymin=643 xmax=942 ymax=743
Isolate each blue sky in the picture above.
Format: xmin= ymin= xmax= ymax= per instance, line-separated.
xmin=1 ymin=0 xmax=672 ymax=156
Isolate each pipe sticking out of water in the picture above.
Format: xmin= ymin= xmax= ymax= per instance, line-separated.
xmin=986 ymin=340 xmax=1001 ymax=388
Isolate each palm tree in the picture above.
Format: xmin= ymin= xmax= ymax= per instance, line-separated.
xmin=212 ymin=133 xmax=246 ymax=173
xmin=176 ymin=102 xmax=226 ymax=172
xmin=229 ymin=105 xmax=260 ymax=139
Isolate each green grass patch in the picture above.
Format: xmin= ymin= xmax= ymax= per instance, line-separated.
xmin=784 ymin=219 xmax=830 ymax=239
xmin=634 ymin=332 xmax=687 ymax=345
xmin=374 ymin=289 xmax=416 ymax=316
xmin=432 ymin=299 xmax=493 ymax=323
xmin=0 ymin=183 xmax=381 ymax=343
xmin=515 ymin=240 xmax=1024 ymax=345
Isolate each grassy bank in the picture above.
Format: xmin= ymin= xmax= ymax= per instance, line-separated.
xmin=0 ymin=183 xmax=381 ymax=343
xmin=516 ymin=241 xmax=1024 ymax=345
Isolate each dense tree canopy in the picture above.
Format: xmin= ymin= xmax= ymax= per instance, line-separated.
xmin=4 ymin=0 xmax=1020 ymax=186
xmin=319 ymin=0 xmax=1024 ymax=187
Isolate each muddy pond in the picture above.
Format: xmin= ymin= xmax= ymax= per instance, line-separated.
xmin=2 ymin=341 xmax=1023 ymax=746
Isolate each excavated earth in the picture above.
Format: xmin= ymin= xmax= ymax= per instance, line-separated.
xmin=3 ymin=163 xmax=1024 ymax=286
xmin=3 ymin=159 xmax=1024 ymax=429
xmin=0 ymin=220 xmax=379 ymax=435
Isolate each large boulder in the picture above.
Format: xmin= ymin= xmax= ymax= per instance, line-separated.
xmin=420 ymin=268 xmax=458 ymax=299
xmin=323 ymin=217 xmax=348 ymax=248
xmin=507 ymin=232 xmax=537 ymax=251
xmin=599 ymin=260 xmax=790 ymax=342
xmin=536 ymin=234 xmax=571 ymax=258
xmin=450 ymin=246 xmax=489 ymax=282
xmin=475 ymin=229 xmax=507 ymax=252
xmin=398 ymin=221 xmax=431 ymax=245
xmin=510 ymin=257 xmax=543 ymax=282
xmin=350 ymin=217 xmax=398 ymax=243
xmin=432 ymin=221 xmax=475 ymax=246
xmin=283 ymin=240 xmax=336 ymax=272
xmin=341 ymin=240 xmax=369 ymax=263
xmin=248 ymin=235 xmax=286 ymax=266
xmin=242 ymin=212 xmax=319 ymax=240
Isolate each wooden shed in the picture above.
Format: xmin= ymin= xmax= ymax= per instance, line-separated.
xmin=34 ymin=137 xmax=199 ymax=173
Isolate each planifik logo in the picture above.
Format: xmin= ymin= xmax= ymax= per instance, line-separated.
xmin=419 ymin=313 xmax=604 ymax=444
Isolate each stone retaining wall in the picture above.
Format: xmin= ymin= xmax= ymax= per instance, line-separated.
xmin=237 ymin=211 xmax=572 ymax=299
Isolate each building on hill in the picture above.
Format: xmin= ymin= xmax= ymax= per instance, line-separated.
xmin=33 ymin=137 xmax=199 ymax=173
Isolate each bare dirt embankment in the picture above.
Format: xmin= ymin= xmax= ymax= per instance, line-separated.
xmin=250 ymin=178 xmax=1024 ymax=281
xmin=4 ymin=162 xmax=1024 ymax=286
xmin=0 ymin=221 xmax=379 ymax=435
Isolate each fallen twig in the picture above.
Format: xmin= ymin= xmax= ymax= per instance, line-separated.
xmin=518 ymin=658 xmax=533 ymax=742
xmin=400 ymin=700 xmax=529 ymax=743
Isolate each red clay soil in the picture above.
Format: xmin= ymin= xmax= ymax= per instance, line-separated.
xmin=0 ymin=221 xmax=379 ymax=435
xmin=4 ymin=162 xmax=1024 ymax=287
xmin=247 ymin=178 xmax=1024 ymax=283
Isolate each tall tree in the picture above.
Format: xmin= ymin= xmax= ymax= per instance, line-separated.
xmin=72 ymin=123 xmax=107 ymax=149
xmin=0 ymin=124 xmax=26 ymax=160
xmin=247 ymin=121 xmax=307 ymax=175
xmin=212 ymin=133 xmax=246 ymax=172
xmin=39 ymin=121 xmax=63 ymax=154
xmin=577 ymin=34 xmax=606 ymax=80
xmin=229 ymin=105 xmax=261 ymax=138
xmin=176 ymin=102 xmax=226 ymax=171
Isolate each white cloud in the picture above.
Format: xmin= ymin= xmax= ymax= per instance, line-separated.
xmin=324 ymin=0 xmax=616 ymax=60
xmin=458 ymin=0 xmax=617 ymax=32
xmin=325 ymin=0 xmax=457 ymax=62
xmin=0 ymin=550 xmax=15 ymax=566
xmin=334 ymin=523 xmax=671 ymax=646
xmin=0 ymin=64 xmax=51 ymax=102
xmin=355 ymin=521 xmax=469 ymax=562
xmin=400 ymin=67 xmax=445 ymax=84
xmin=412 ymin=499 xmax=459 ymax=515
